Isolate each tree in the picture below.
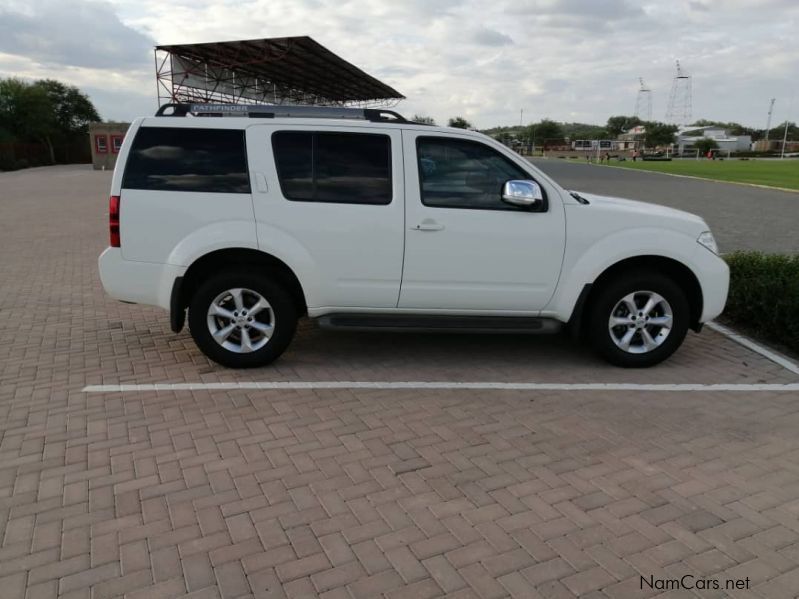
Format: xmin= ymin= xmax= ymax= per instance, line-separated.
xmin=641 ymin=121 xmax=678 ymax=148
xmin=767 ymin=121 xmax=798 ymax=143
xmin=0 ymin=77 xmax=100 ymax=164
xmin=692 ymin=119 xmax=753 ymax=137
xmin=606 ymin=115 xmax=641 ymax=137
xmin=448 ymin=116 xmax=472 ymax=129
xmin=562 ymin=122 xmax=607 ymax=140
xmin=35 ymin=79 xmax=99 ymax=136
xmin=0 ymin=78 xmax=57 ymax=162
xmin=693 ymin=138 xmax=719 ymax=155
xmin=412 ymin=114 xmax=436 ymax=125
xmin=527 ymin=118 xmax=564 ymax=143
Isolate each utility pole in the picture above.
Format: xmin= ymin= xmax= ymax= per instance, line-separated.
xmin=764 ymin=98 xmax=775 ymax=144
xmin=781 ymin=120 xmax=790 ymax=159
xmin=782 ymin=93 xmax=794 ymax=159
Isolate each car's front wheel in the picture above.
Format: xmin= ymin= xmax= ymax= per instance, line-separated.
xmin=188 ymin=271 xmax=297 ymax=368
xmin=588 ymin=271 xmax=689 ymax=367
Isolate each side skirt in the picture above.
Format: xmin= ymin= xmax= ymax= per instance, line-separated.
xmin=315 ymin=313 xmax=562 ymax=335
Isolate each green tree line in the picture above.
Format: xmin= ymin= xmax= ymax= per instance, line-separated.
xmin=0 ymin=78 xmax=100 ymax=168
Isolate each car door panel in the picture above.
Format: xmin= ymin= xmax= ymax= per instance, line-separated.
xmin=247 ymin=125 xmax=405 ymax=309
xmin=399 ymin=131 xmax=566 ymax=312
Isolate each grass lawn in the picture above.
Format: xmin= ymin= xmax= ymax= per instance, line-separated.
xmin=605 ymin=159 xmax=799 ymax=191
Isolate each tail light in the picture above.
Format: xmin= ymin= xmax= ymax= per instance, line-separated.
xmin=109 ymin=195 xmax=121 ymax=247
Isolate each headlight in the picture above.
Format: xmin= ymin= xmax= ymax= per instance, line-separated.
xmin=697 ymin=231 xmax=718 ymax=255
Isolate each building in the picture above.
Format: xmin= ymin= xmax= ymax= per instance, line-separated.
xmin=676 ymin=126 xmax=751 ymax=154
xmin=571 ymin=140 xmax=616 ymax=151
xmin=89 ymin=122 xmax=130 ymax=171
xmin=616 ymin=125 xmax=646 ymax=151
xmin=753 ymin=139 xmax=799 ymax=153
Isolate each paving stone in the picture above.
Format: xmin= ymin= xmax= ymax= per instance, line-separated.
xmin=2 ymin=164 xmax=799 ymax=599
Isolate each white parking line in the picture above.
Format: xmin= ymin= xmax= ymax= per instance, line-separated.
xmin=707 ymin=321 xmax=799 ymax=376
xmin=82 ymin=381 xmax=799 ymax=393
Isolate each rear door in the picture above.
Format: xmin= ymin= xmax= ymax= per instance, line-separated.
xmin=246 ymin=125 xmax=404 ymax=309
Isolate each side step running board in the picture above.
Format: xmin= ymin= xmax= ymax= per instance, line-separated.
xmin=316 ymin=314 xmax=562 ymax=334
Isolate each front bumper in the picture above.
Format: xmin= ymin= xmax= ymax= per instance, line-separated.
xmin=98 ymin=248 xmax=185 ymax=311
xmin=694 ymin=246 xmax=729 ymax=323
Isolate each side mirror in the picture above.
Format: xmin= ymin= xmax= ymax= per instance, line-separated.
xmin=501 ymin=180 xmax=543 ymax=208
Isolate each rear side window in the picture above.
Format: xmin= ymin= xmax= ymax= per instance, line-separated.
xmin=123 ymin=127 xmax=250 ymax=193
xmin=272 ymin=131 xmax=391 ymax=205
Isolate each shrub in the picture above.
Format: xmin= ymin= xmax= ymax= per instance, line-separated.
xmin=723 ymin=251 xmax=799 ymax=354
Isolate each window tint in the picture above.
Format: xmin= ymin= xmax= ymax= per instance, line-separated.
xmin=417 ymin=137 xmax=532 ymax=210
xmin=123 ymin=127 xmax=250 ymax=193
xmin=272 ymin=131 xmax=391 ymax=204
xmin=271 ymin=132 xmax=313 ymax=200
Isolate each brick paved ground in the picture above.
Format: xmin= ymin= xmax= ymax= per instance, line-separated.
xmin=2 ymin=165 xmax=799 ymax=599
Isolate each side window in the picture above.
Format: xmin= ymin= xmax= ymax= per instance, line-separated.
xmin=123 ymin=127 xmax=250 ymax=193
xmin=417 ymin=137 xmax=534 ymax=210
xmin=272 ymin=131 xmax=391 ymax=205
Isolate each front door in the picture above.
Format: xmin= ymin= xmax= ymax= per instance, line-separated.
xmin=399 ymin=131 xmax=566 ymax=312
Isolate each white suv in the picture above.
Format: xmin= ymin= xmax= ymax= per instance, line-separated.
xmin=99 ymin=104 xmax=729 ymax=368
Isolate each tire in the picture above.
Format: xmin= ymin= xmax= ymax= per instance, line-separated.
xmin=188 ymin=271 xmax=297 ymax=368
xmin=587 ymin=270 xmax=689 ymax=368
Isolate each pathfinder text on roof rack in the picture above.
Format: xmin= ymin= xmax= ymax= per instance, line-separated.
xmin=154 ymin=103 xmax=411 ymax=123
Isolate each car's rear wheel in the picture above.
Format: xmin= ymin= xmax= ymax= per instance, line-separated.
xmin=588 ymin=271 xmax=689 ymax=367
xmin=188 ymin=271 xmax=297 ymax=368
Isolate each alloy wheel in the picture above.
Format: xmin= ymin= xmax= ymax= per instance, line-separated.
xmin=608 ymin=290 xmax=673 ymax=354
xmin=206 ymin=288 xmax=274 ymax=353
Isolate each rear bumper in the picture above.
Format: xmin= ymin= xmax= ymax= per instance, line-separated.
xmin=98 ymin=248 xmax=184 ymax=311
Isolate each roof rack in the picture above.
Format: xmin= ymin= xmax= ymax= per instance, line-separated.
xmin=154 ymin=103 xmax=410 ymax=123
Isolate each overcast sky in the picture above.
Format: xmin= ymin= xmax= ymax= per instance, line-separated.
xmin=0 ymin=0 xmax=796 ymax=128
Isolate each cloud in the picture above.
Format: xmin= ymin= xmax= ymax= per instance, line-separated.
xmin=471 ymin=27 xmax=514 ymax=47
xmin=0 ymin=0 xmax=153 ymax=69
xmin=0 ymin=0 xmax=796 ymax=129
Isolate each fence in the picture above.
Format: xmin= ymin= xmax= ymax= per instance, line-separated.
xmin=0 ymin=139 xmax=91 ymax=171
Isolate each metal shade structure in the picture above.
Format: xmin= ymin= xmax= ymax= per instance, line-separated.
xmin=155 ymin=36 xmax=404 ymax=108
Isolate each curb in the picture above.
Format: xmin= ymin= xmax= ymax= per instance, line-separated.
xmin=706 ymin=321 xmax=799 ymax=376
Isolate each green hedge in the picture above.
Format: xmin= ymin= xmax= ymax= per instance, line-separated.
xmin=723 ymin=252 xmax=799 ymax=354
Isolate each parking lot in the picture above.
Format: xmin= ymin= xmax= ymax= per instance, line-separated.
xmin=2 ymin=165 xmax=799 ymax=599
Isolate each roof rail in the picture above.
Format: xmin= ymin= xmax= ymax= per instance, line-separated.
xmin=154 ymin=103 xmax=410 ymax=123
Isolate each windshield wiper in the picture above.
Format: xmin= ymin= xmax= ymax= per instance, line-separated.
xmin=570 ymin=191 xmax=590 ymax=205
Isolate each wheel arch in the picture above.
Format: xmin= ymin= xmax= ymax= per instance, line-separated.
xmin=571 ymin=255 xmax=703 ymax=336
xmin=172 ymin=248 xmax=307 ymax=332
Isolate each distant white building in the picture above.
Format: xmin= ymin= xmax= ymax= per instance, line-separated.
xmin=616 ymin=125 xmax=646 ymax=151
xmin=676 ymin=126 xmax=752 ymax=154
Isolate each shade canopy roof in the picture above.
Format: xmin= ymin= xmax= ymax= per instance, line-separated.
xmin=155 ymin=36 xmax=404 ymax=106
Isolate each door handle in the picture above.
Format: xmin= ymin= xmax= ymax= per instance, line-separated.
xmin=254 ymin=172 xmax=268 ymax=193
xmin=412 ymin=219 xmax=445 ymax=231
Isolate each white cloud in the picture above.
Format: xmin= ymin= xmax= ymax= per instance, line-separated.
xmin=0 ymin=0 xmax=796 ymax=127
xmin=0 ymin=0 xmax=153 ymax=68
